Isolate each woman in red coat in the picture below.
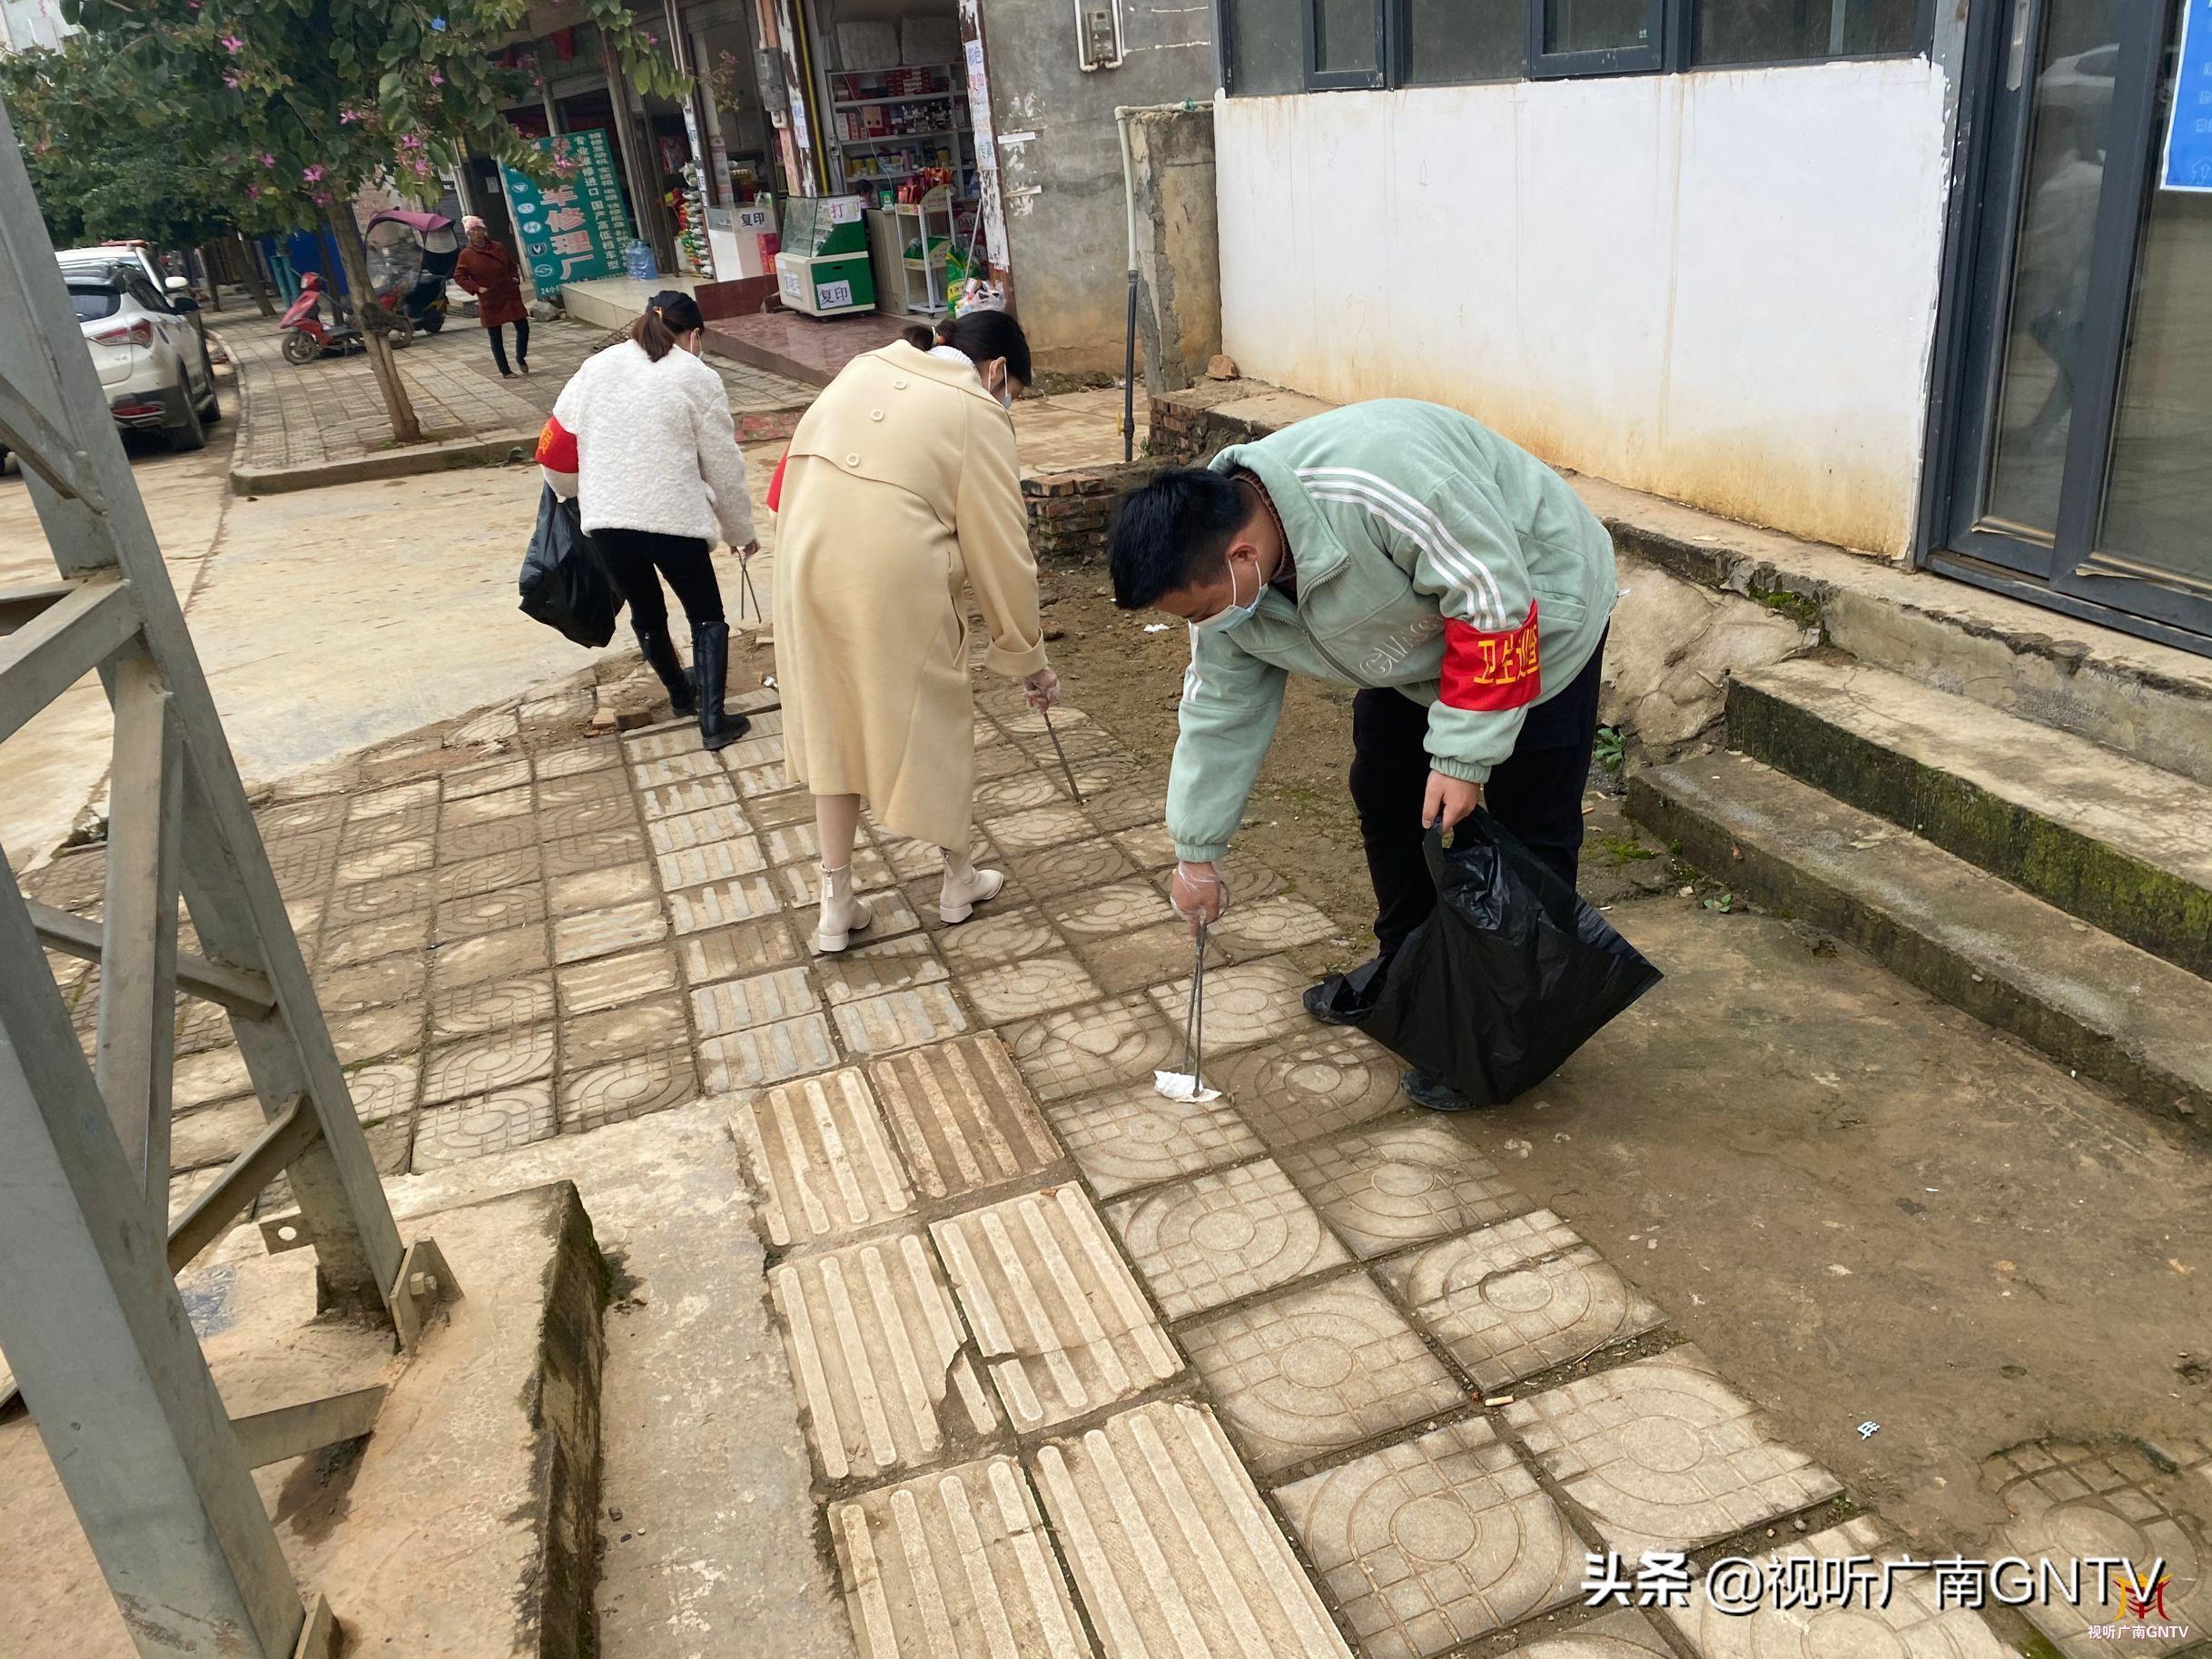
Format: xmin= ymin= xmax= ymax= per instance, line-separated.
xmin=454 ymin=215 xmax=529 ymax=376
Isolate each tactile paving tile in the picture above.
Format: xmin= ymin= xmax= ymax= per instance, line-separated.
xmin=720 ymin=732 xmax=785 ymax=769
xmin=667 ymin=874 xmax=784 ymax=933
xmin=932 ymin=1184 xmax=1180 ymax=1432
xmin=814 ymin=933 xmax=949 ymax=1005
xmin=552 ymin=899 xmax=668 ymax=964
xmin=411 ymin=1082 xmax=558 ymax=1170
xmin=832 ymin=983 xmax=969 ymax=1056
xmin=1279 ymin=1121 xmax=1527 ymax=1259
xmin=679 ymin=918 xmax=803 ymax=984
xmin=775 ymin=847 xmax=895 ymax=907
xmin=646 ymin=804 xmax=754 ymax=855
xmin=746 ymin=788 xmax=818 ymax=829
xmin=796 ymin=884 xmax=922 ymax=947
xmin=1106 ymin=1158 xmax=1352 ymax=1321
xmin=1042 ymin=1079 xmax=1263 ymax=1199
xmin=1002 ymin=994 xmax=1184 ymax=1103
xmin=622 ymin=727 xmax=704 ymax=763
xmin=1276 ymin=1417 xmax=1584 ymax=1658
xmin=731 ymin=761 xmax=792 ymax=797
xmin=692 ymin=964 xmax=819 ymax=1038
xmin=641 ymin=775 xmax=740 ymax=821
xmin=421 ymin=1024 xmax=556 ymax=1106
xmin=1183 ymin=1276 xmax=1465 ymax=1476
xmin=1378 ymin=1210 xmax=1667 ymax=1390
xmin=1145 ymin=955 xmax=1313 ymax=1057
xmin=772 ymin=1232 xmax=1000 ymax=1484
xmin=563 ymin=995 xmax=687 ymax=1065
xmin=632 ymin=750 xmax=725 ymax=789
xmin=732 ymin=1068 xmax=913 ymax=1248
xmin=1047 ymin=879 xmax=1171 ymax=939
xmin=1506 ymin=1348 xmax=1842 ymax=1555
xmin=1210 ymin=1029 xmax=1409 ymax=1149
xmin=963 ymin=954 xmax=1104 ymax=1022
xmin=1980 ymin=1441 xmax=2207 ymax=1656
xmin=983 ymin=804 xmax=1097 ymax=853
xmin=556 ymin=1051 xmax=697 ymax=1132
xmin=937 ymin=904 xmax=1062 ymax=972
xmin=866 ymin=1036 xmax=1061 ymax=1201
xmin=761 ymin=822 xmax=819 ymax=866
xmin=1660 ymin=1516 xmax=2010 ymax=1659
xmin=698 ymin=1015 xmax=840 ymax=1091
xmin=830 ymin=1456 xmax=1095 ymax=1659
xmin=1509 ymin=1611 xmax=1674 ymax=1658
xmin=657 ymin=838 xmax=769 ymax=892
xmin=1212 ymin=894 xmax=1342 ymax=955
xmin=1032 ymin=1399 xmax=1352 ymax=1659
xmin=555 ymin=947 xmax=681 ymax=1016
xmin=430 ymin=973 xmax=556 ymax=1040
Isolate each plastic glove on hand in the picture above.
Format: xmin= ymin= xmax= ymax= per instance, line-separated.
xmin=1170 ymin=860 xmax=1228 ymax=934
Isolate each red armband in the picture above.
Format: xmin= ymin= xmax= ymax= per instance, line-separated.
xmin=1438 ymin=602 xmax=1542 ymax=712
xmin=766 ymin=450 xmax=788 ymax=513
xmin=535 ymin=415 xmax=578 ymax=496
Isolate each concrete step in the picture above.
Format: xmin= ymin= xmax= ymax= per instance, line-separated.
xmin=1726 ymin=655 xmax=2212 ymax=981
xmin=1627 ymin=751 xmax=2212 ymax=1131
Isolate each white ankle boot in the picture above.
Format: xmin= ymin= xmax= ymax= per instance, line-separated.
xmin=815 ymin=862 xmax=874 ymax=953
xmin=939 ymin=850 xmax=1006 ymax=925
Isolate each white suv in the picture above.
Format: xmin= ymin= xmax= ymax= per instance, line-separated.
xmin=64 ymin=265 xmax=221 ymax=452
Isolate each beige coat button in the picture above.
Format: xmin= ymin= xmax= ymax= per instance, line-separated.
xmin=846 ymin=453 xmax=861 ymax=467
xmin=892 ymin=378 xmax=908 ymax=390
xmin=870 ymin=410 xmax=884 ymax=421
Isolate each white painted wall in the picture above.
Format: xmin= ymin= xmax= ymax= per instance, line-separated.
xmin=1215 ymin=60 xmax=1953 ymax=557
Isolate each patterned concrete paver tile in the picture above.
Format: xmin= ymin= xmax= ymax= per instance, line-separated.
xmin=412 ymin=1081 xmax=558 ymax=1170
xmin=1073 ymin=919 xmax=1208 ymax=996
xmin=432 ymin=922 xmax=549 ymax=990
xmin=657 ymin=838 xmax=769 ymax=892
xmin=421 ymin=1024 xmax=557 ymax=1106
xmin=647 ymin=803 xmax=754 ymax=854
xmin=350 ymin=779 xmax=438 ymax=818
xmin=832 ymin=983 xmax=968 ymax=1056
xmin=433 ymin=885 xmax=544 ymax=945
xmin=563 ymin=994 xmax=687 ymax=1065
xmin=1276 ymin=1417 xmax=1584 ymax=1658
xmin=430 ymin=973 xmax=556 ymax=1040
xmin=445 ymin=756 xmax=530 ymax=799
xmin=732 ymin=1068 xmax=913 ymax=1248
xmin=938 ymin=904 xmax=1062 ymax=972
xmin=1114 ymin=823 xmax=1178 ymax=871
xmin=440 ymin=785 xmax=531 ymax=829
xmin=963 ymin=954 xmax=1103 ymax=1022
xmin=1046 ymin=1085 xmax=1260 ymax=1209
xmin=679 ymin=917 xmax=803 ymax=984
xmin=699 ymin=1015 xmax=839 ymax=1091
xmin=439 ymin=815 xmax=536 ymax=862
xmin=1279 ymin=1121 xmax=1527 ymax=1259
xmin=336 ymin=837 xmax=434 ymax=884
xmin=814 ymin=932 xmax=948 ymax=1005
xmin=866 ymin=1035 xmax=1061 ymax=1201
xmin=327 ymin=910 xmax=435 ymax=964
xmin=1378 ymin=1210 xmax=1667 ymax=1389
xmin=541 ymin=828 xmax=649 ymax=878
xmin=642 ymin=775 xmax=740 ymax=820
xmin=1210 ymin=1029 xmax=1409 ymax=1150
xmin=539 ymin=770 xmax=630 ymax=809
xmin=1032 ymin=1399 xmax=1351 ymax=1659
xmin=1185 ymin=1277 xmax=1466 ymax=1476
xmin=932 ymin=1184 xmax=1181 ymax=1432
xmin=552 ymin=899 xmax=668 ymax=964
xmin=1509 ymin=1611 xmax=1674 ymax=1658
xmin=693 ymin=964 xmax=819 ymax=1035
xmin=1047 ymin=879 xmax=1170 ymax=940
xmin=1506 ymin=1348 xmax=1842 ymax=1556
xmin=668 ymin=874 xmax=784 ymax=933
xmin=548 ymin=863 xmax=657 ymax=916
xmin=975 ymin=771 xmax=1067 ymax=816
xmin=1980 ymin=1442 xmax=2207 ymax=1657
xmin=983 ymin=805 xmax=1096 ymax=853
xmin=1106 ymin=1158 xmax=1352 ymax=1321
xmin=538 ymin=797 xmax=640 ymax=842
xmin=772 ymin=1232 xmax=1001 ymax=1484
xmin=343 ymin=1057 xmax=420 ymax=1127
xmin=556 ymin=946 xmax=681 ymax=1015
xmin=1002 ymin=839 xmax=1140 ymax=899
xmin=329 ymin=871 xmax=432 ymax=923
xmin=330 ymin=1002 xmax=421 ymax=1065
xmin=1659 ymin=1516 xmax=2010 ymax=1659
xmin=315 ymin=952 xmax=428 ymax=1013
xmin=830 ymin=1456 xmax=1095 ymax=1659
xmin=1002 ymin=994 xmax=1183 ymax=1103
xmin=1213 ymin=894 xmax=1342 ymax=956
xmin=556 ymin=1051 xmax=697 ymax=1132
xmin=1146 ymin=957 xmax=1313 ymax=1055
xmin=536 ymin=740 xmax=620 ymax=778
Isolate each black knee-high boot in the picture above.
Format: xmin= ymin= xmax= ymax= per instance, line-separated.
xmin=693 ymin=620 xmax=749 ymax=751
xmin=634 ymin=624 xmax=696 ymax=716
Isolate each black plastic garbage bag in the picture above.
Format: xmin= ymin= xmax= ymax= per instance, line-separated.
xmin=518 ymin=484 xmax=622 ymax=647
xmin=1360 ymin=816 xmax=1661 ymax=1106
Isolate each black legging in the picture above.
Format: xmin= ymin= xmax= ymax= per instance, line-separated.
xmin=488 ymin=318 xmax=530 ymax=375
xmin=594 ymin=527 xmax=725 ymax=632
xmin=1349 ymin=628 xmax=1608 ymax=961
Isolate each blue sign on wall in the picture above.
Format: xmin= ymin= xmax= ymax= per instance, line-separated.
xmin=2163 ymin=0 xmax=2212 ymax=191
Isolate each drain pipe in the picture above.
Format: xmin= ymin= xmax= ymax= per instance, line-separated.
xmin=1114 ymin=100 xmax=1212 ymax=466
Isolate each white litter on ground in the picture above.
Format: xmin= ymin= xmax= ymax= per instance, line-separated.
xmin=1153 ymin=1070 xmax=1220 ymax=1103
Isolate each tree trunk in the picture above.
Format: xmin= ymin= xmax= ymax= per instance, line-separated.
xmin=235 ymin=233 xmax=277 ymax=318
xmin=326 ymin=203 xmax=421 ymax=445
xmin=198 ymin=248 xmax=222 ymax=312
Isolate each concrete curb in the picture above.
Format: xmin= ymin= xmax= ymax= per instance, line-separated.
xmin=229 ymin=427 xmax=538 ymax=495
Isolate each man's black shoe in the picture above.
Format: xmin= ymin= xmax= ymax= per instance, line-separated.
xmin=1303 ymin=955 xmax=1388 ymax=1027
xmin=1401 ymin=1068 xmax=1477 ymax=1112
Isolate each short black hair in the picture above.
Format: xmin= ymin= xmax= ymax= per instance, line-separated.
xmin=1108 ymin=468 xmax=1252 ymax=608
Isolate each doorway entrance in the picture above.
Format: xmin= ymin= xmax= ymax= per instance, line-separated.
xmin=1926 ymin=0 xmax=2212 ymax=653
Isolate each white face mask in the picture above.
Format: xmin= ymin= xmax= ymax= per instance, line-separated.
xmin=1190 ymin=557 xmax=1260 ymax=636
xmin=987 ymin=363 xmax=1014 ymax=410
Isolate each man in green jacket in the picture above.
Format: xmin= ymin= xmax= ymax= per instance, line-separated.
xmin=1108 ymin=399 xmax=1616 ymax=1112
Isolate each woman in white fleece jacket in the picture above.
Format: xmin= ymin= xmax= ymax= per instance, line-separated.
xmin=548 ymin=290 xmax=757 ymax=750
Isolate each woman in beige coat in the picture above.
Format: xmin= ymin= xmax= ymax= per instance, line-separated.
xmin=774 ymin=309 xmax=1061 ymax=953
